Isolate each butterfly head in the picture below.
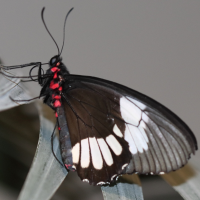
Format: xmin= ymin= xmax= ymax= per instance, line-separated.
xmin=49 ymin=55 xmax=62 ymax=67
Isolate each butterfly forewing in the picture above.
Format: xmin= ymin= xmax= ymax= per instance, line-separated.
xmin=58 ymin=75 xmax=197 ymax=185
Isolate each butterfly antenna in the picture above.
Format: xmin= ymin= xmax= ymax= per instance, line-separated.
xmin=41 ymin=7 xmax=60 ymax=55
xmin=59 ymin=7 xmax=74 ymax=56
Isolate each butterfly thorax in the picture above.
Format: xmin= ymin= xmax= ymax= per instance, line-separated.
xmin=39 ymin=55 xmax=70 ymax=109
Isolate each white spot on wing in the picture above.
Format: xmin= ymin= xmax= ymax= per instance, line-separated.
xmin=116 ymin=176 xmax=120 ymax=181
xmin=111 ymin=174 xmax=117 ymax=180
xmin=142 ymin=112 xmax=149 ymax=122
xmin=97 ymin=181 xmax=105 ymax=185
xmin=124 ymin=125 xmax=137 ymax=154
xmin=72 ymin=143 xmax=80 ymax=164
xmin=120 ymin=97 xmax=142 ymax=126
xmin=128 ymin=125 xmax=148 ymax=152
xmin=113 ymin=124 xmax=123 ymax=137
xmin=89 ymin=137 xmax=103 ymax=170
xmin=97 ymin=138 xmax=113 ymax=166
xmin=83 ymin=179 xmax=89 ymax=183
xmin=124 ymin=124 xmax=149 ymax=154
xmin=81 ymin=138 xmax=90 ymax=168
xmin=122 ymin=163 xmax=128 ymax=170
xmin=106 ymin=135 xmax=122 ymax=155
xmin=121 ymin=97 xmax=149 ymax=154
xmin=138 ymin=121 xmax=149 ymax=143
xmin=127 ymin=97 xmax=146 ymax=110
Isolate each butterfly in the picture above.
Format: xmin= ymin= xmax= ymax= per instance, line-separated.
xmin=0 ymin=7 xmax=197 ymax=186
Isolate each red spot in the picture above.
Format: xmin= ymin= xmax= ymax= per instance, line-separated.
xmin=65 ymin=164 xmax=71 ymax=169
xmin=58 ymin=127 xmax=61 ymax=130
xmin=55 ymin=95 xmax=61 ymax=99
xmin=58 ymin=86 xmax=62 ymax=91
xmin=49 ymin=80 xmax=54 ymax=88
xmin=55 ymin=112 xmax=58 ymax=117
xmin=51 ymin=67 xmax=58 ymax=72
xmin=56 ymin=62 xmax=60 ymax=66
xmin=52 ymin=94 xmax=61 ymax=99
xmin=54 ymin=100 xmax=61 ymax=107
xmin=53 ymin=72 xmax=58 ymax=79
xmin=49 ymin=80 xmax=59 ymax=89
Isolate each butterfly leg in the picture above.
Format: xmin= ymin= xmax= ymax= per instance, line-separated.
xmin=51 ymin=122 xmax=64 ymax=166
xmin=9 ymin=96 xmax=39 ymax=103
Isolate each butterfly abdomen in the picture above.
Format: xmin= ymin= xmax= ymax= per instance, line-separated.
xmin=57 ymin=105 xmax=74 ymax=171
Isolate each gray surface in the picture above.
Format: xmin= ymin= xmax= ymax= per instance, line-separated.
xmin=18 ymin=103 xmax=68 ymax=200
xmin=0 ymin=1 xmax=200 ymax=199
xmin=0 ymin=70 xmax=33 ymax=111
xmin=101 ymin=174 xmax=143 ymax=200
xmin=162 ymin=165 xmax=200 ymax=200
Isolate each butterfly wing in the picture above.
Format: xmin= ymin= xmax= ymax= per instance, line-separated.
xmin=59 ymin=75 xmax=197 ymax=185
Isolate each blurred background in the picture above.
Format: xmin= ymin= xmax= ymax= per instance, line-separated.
xmin=0 ymin=1 xmax=200 ymax=199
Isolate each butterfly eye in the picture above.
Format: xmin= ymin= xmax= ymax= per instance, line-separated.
xmin=50 ymin=55 xmax=59 ymax=66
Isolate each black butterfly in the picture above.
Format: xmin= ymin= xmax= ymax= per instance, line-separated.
xmin=1 ymin=8 xmax=197 ymax=186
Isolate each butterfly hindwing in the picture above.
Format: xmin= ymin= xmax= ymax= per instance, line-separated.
xmin=58 ymin=75 xmax=197 ymax=185
xmin=60 ymin=82 xmax=132 ymax=185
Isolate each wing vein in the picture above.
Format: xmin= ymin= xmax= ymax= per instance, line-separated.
xmin=146 ymin=111 xmax=188 ymax=162
xmin=144 ymin=121 xmax=167 ymax=172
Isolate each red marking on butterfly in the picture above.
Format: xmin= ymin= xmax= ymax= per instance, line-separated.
xmin=54 ymin=100 xmax=61 ymax=107
xmin=51 ymin=67 xmax=58 ymax=72
xmin=55 ymin=112 xmax=58 ymax=117
xmin=56 ymin=62 xmax=60 ymax=66
xmin=65 ymin=164 xmax=71 ymax=169
xmin=65 ymin=164 xmax=75 ymax=171
xmin=49 ymin=80 xmax=59 ymax=89
xmin=52 ymin=94 xmax=61 ymax=100
xmin=58 ymin=127 xmax=61 ymax=130
xmin=53 ymin=72 xmax=58 ymax=79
